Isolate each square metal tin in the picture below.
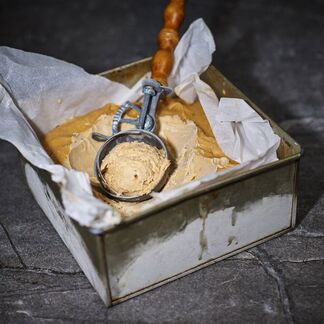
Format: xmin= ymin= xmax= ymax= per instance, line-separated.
xmin=23 ymin=58 xmax=301 ymax=306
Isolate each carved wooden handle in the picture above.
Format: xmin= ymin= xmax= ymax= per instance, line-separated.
xmin=151 ymin=0 xmax=185 ymax=86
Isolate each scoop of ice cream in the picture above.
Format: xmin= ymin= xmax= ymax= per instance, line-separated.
xmin=100 ymin=141 xmax=170 ymax=197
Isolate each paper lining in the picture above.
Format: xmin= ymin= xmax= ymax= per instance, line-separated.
xmin=0 ymin=19 xmax=280 ymax=229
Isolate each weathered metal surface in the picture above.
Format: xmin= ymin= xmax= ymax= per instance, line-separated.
xmin=104 ymin=163 xmax=297 ymax=301
xmin=23 ymin=163 xmax=112 ymax=306
xmin=22 ymin=58 xmax=301 ymax=306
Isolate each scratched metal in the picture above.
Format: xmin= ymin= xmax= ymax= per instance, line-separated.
xmin=22 ymin=58 xmax=301 ymax=306
xmin=104 ymin=163 xmax=296 ymax=301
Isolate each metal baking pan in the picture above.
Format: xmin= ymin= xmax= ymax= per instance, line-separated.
xmin=22 ymin=57 xmax=301 ymax=306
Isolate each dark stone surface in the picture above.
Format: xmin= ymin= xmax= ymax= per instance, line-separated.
xmin=0 ymin=0 xmax=323 ymax=323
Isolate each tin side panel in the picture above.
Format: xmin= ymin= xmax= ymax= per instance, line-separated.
xmin=23 ymin=162 xmax=111 ymax=306
xmin=104 ymin=163 xmax=296 ymax=300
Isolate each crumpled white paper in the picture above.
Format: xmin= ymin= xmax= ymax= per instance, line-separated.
xmin=0 ymin=18 xmax=280 ymax=229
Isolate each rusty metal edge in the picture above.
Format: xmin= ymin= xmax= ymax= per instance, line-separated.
xmin=290 ymin=161 xmax=300 ymax=228
xmin=99 ymin=234 xmax=113 ymax=306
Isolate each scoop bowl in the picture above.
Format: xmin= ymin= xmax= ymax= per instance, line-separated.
xmin=94 ymin=129 xmax=171 ymax=202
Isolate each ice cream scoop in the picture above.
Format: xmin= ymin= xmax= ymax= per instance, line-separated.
xmin=93 ymin=0 xmax=185 ymax=201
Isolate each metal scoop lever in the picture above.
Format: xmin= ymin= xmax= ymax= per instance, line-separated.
xmin=112 ymin=79 xmax=171 ymax=135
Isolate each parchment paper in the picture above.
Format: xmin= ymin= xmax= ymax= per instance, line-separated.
xmin=0 ymin=19 xmax=280 ymax=229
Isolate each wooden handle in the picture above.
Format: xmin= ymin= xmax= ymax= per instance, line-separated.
xmin=151 ymin=0 xmax=185 ymax=86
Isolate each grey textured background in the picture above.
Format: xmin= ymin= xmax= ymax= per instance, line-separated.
xmin=0 ymin=0 xmax=324 ymax=323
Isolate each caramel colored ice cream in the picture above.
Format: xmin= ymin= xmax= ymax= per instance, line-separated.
xmin=101 ymin=141 xmax=170 ymax=196
xmin=43 ymin=97 xmax=235 ymax=217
